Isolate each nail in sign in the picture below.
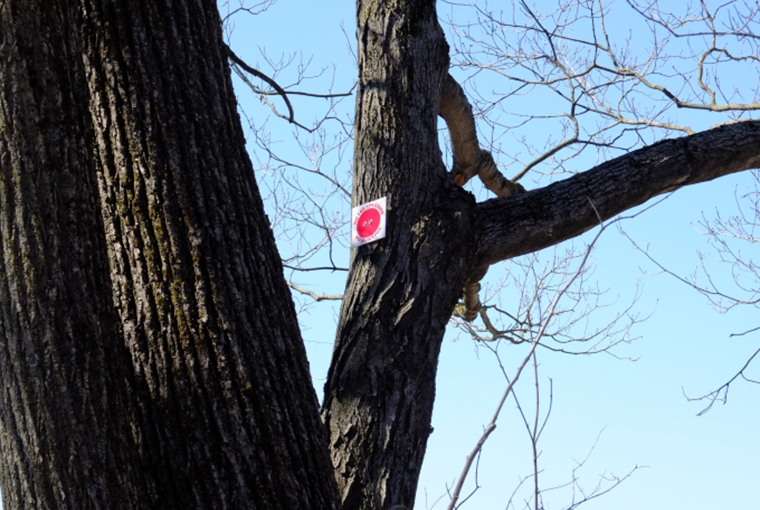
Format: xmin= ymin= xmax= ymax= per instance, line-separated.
xmin=351 ymin=197 xmax=387 ymax=248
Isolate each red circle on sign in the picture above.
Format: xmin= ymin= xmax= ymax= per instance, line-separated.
xmin=356 ymin=208 xmax=381 ymax=238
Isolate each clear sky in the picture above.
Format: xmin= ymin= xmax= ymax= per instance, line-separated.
xmin=226 ymin=1 xmax=760 ymax=509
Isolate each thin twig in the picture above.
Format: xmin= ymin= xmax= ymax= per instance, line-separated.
xmin=286 ymin=282 xmax=344 ymax=302
xmin=446 ymin=220 xmax=609 ymax=510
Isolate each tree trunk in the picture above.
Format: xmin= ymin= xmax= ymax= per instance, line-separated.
xmin=0 ymin=1 xmax=338 ymax=508
xmin=322 ymin=2 xmax=477 ymax=508
xmin=322 ymin=2 xmax=760 ymax=510
xmin=3 ymin=1 xmax=760 ymax=510
xmin=0 ymin=3 xmax=151 ymax=508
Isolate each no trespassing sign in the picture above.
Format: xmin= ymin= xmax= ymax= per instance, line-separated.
xmin=351 ymin=197 xmax=387 ymax=248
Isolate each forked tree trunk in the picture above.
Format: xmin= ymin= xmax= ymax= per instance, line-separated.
xmin=3 ymin=1 xmax=760 ymax=510
xmin=0 ymin=1 xmax=338 ymax=508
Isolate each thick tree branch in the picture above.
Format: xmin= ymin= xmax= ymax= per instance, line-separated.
xmin=476 ymin=120 xmax=760 ymax=266
xmin=439 ymin=73 xmax=525 ymax=321
xmin=439 ymin=74 xmax=525 ymax=197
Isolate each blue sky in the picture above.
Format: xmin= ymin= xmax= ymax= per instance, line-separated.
xmin=222 ymin=1 xmax=760 ymax=509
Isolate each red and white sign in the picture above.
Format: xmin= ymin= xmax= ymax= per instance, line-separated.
xmin=351 ymin=197 xmax=387 ymax=248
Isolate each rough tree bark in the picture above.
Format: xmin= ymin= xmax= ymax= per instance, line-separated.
xmin=321 ymin=2 xmax=479 ymax=509
xmin=476 ymin=121 xmax=760 ymax=265
xmin=2 ymin=1 xmax=759 ymax=510
xmin=0 ymin=4 xmax=151 ymax=507
xmin=0 ymin=1 xmax=338 ymax=509
xmin=322 ymin=1 xmax=760 ymax=509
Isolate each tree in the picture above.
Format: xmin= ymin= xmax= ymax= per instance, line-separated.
xmin=319 ymin=0 xmax=760 ymax=507
xmin=1 ymin=2 xmax=758 ymax=510
xmin=0 ymin=1 xmax=336 ymax=508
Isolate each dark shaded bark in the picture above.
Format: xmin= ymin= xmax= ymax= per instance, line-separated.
xmin=322 ymin=1 xmax=478 ymax=509
xmin=0 ymin=2 xmax=152 ymax=508
xmin=3 ymin=1 xmax=759 ymax=510
xmin=79 ymin=1 xmax=339 ymax=507
xmin=0 ymin=0 xmax=339 ymax=509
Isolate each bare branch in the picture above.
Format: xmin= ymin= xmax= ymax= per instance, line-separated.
xmin=446 ymin=221 xmax=609 ymax=510
xmin=219 ymin=0 xmax=276 ymax=22
xmin=685 ymin=347 xmax=760 ymax=416
xmin=286 ymin=282 xmax=344 ymax=302
xmin=226 ymin=44 xmax=296 ymax=123
xmin=227 ymin=45 xmax=355 ymax=133
xmin=477 ymin=120 xmax=760 ymax=266
xmin=283 ymin=264 xmax=348 ymax=273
